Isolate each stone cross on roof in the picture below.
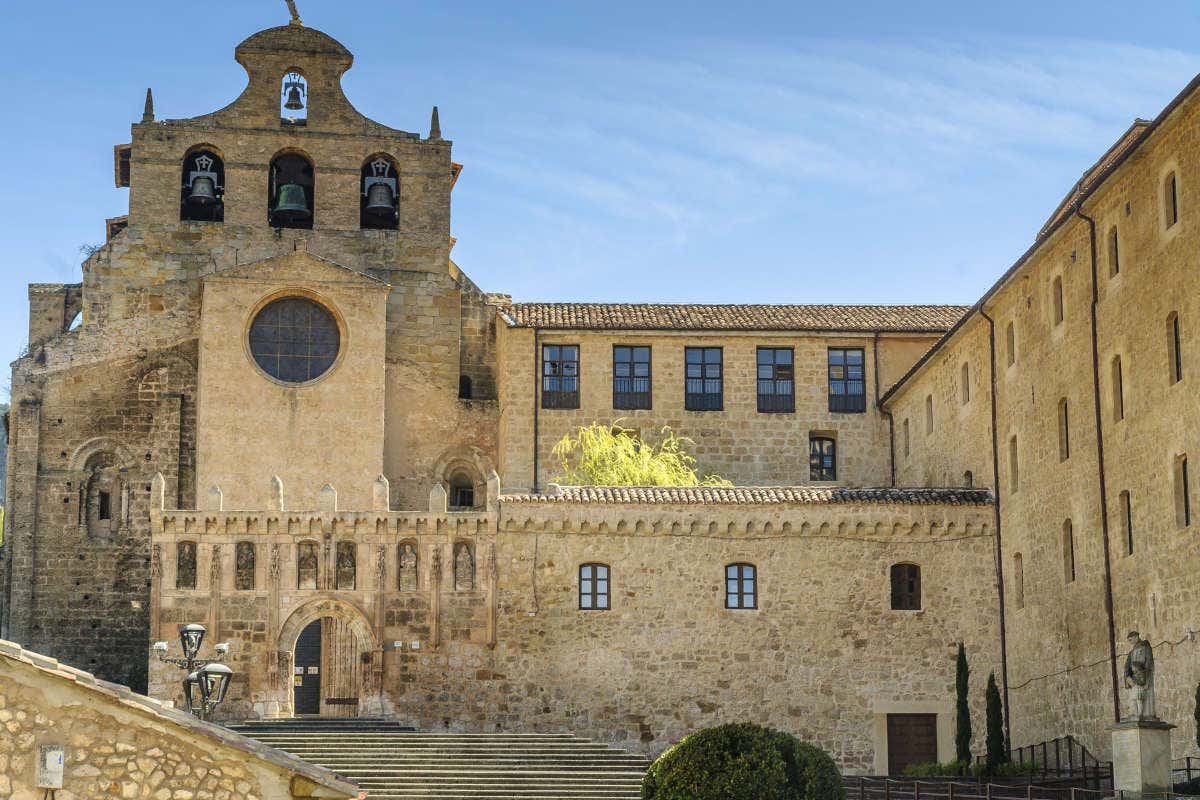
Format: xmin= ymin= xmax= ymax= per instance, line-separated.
xmin=285 ymin=0 xmax=302 ymax=25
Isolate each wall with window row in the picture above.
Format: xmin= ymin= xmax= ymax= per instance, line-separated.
xmin=147 ymin=497 xmax=999 ymax=770
xmin=881 ymin=90 xmax=1200 ymax=760
xmin=497 ymin=326 xmax=938 ymax=491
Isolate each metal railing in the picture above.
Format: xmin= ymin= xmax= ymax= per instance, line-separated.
xmin=840 ymin=777 xmax=1200 ymax=800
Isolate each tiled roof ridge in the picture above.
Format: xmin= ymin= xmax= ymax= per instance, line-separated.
xmin=495 ymin=302 xmax=969 ymax=332
xmin=0 ymin=639 xmax=359 ymax=797
xmin=501 ymin=485 xmax=993 ymax=506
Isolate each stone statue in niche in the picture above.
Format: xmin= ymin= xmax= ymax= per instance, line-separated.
xmin=454 ymin=542 xmax=474 ymax=591
xmin=398 ymin=543 xmax=418 ymax=592
xmin=176 ymin=541 xmax=197 ymax=590
xmin=236 ymin=541 xmax=256 ymax=590
xmin=1123 ymin=631 xmax=1157 ymax=720
xmin=336 ymin=542 xmax=356 ymax=590
xmin=297 ymin=542 xmax=318 ymax=590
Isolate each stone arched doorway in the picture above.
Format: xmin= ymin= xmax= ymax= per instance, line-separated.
xmin=276 ymin=598 xmax=381 ymax=718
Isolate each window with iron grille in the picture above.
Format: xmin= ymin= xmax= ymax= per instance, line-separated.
xmin=809 ymin=436 xmax=837 ymax=481
xmin=685 ymin=348 xmax=723 ymax=411
xmin=890 ymin=563 xmax=921 ymax=610
xmin=542 ymin=345 xmax=580 ymax=409
xmin=579 ymin=563 xmax=610 ymax=610
xmin=613 ymin=346 xmax=651 ymax=410
xmin=757 ymin=348 xmax=794 ymax=412
xmin=828 ymin=348 xmax=866 ymax=412
xmin=725 ymin=563 xmax=757 ymax=609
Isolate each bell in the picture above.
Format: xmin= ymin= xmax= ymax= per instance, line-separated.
xmin=188 ymin=176 xmax=216 ymax=205
xmin=284 ymin=85 xmax=304 ymax=111
xmin=365 ymin=182 xmax=394 ymax=216
xmin=273 ymin=183 xmax=311 ymax=221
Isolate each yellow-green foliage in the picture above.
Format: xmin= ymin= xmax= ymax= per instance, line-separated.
xmin=552 ymin=422 xmax=731 ymax=487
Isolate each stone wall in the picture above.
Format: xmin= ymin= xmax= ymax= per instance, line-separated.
xmin=149 ymin=489 xmax=1002 ymax=771
xmin=0 ymin=640 xmax=357 ymax=799
xmin=496 ymin=325 xmax=940 ymax=492
xmin=881 ymin=82 xmax=1200 ymax=760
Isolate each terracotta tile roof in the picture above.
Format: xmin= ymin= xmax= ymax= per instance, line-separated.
xmin=496 ymin=303 xmax=968 ymax=333
xmin=501 ymin=485 xmax=993 ymax=506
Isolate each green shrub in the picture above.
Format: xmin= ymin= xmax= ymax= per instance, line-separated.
xmin=642 ymin=723 xmax=844 ymax=800
xmin=903 ymin=761 xmax=969 ymax=777
xmin=970 ymin=760 xmax=1037 ymax=778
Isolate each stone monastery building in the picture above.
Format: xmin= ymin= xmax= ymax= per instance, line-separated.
xmin=2 ymin=11 xmax=1198 ymax=776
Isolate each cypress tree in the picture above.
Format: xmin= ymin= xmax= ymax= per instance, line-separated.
xmin=985 ymin=672 xmax=1007 ymax=772
xmin=955 ymin=643 xmax=972 ymax=768
xmin=1194 ymin=681 xmax=1199 ymax=751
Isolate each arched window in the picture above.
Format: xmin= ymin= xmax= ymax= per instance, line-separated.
xmin=1168 ymin=312 xmax=1183 ymax=384
xmin=281 ymin=70 xmax=307 ymax=125
xmin=1062 ymin=520 xmax=1076 ymax=583
xmin=1108 ymin=226 xmax=1120 ymax=276
xmin=180 ymin=147 xmax=224 ymax=222
xmin=448 ymin=471 xmax=477 ymax=510
xmin=924 ymin=394 xmax=934 ymax=435
xmin=297 ymin=540 xmax=319 ymax=589
xmin=1013 ymin=553 xmax=1025 ymax=609
xmin=176 ymin=541 xmax=197 ymax=590
xmin=397 ymin=540 xmax=419 ymax=591
xmin=1111 ymin=355 xmax=1125 ymax=421
xmin=1164 ymin=172 xmax=1179 ymax=228
xmin=579 ymin=563 xmax=610 ymax=610
xmin=268 ymin=151 xmax=314 ymax=229
xmin=361 ymin=155 xmax=399 ymax=230
xmin=963 ymin=470 xmax=974 ymax=488
xmin=336 ymin=541 xmax=356 ymax=590
xmin=1052 ymin=276 xmax=1064 ymax=325
xmin=235 ymin=541 xmax=255 ymax=590
xmin=1006 ymin=321 xmax=1016 ymax=366
xmin=1058 ymin=398 xmax=1070 ymax=461
xmin=82 ymin=451 xmax=121 ymax=539
xmin=808 ymin=436 xmax=836 ymax=481
xmin=961 ymin=362 xmax=970 ymax=404
xmin=454 ymin=542 xmax=475 ymax=591
xmin=890 ymin=563 xmax=921 ymax=610
xmin=725 ymin=563 xmax=756 ymax=609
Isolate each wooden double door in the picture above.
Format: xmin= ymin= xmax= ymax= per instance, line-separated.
xmin=886 ymin=713 xmax=938 ymax=775
xmin=292 ymin=617 xmax=362 ymax=717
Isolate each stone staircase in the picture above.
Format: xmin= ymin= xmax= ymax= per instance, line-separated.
xmin=227 ymin=718 xmax=649 ymax=799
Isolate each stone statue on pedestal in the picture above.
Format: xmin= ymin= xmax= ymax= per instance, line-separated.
xmin=1123 ymin=631 xmax=1156 ymax=721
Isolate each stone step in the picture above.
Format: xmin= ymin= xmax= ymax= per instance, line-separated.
xmin=228 ymin=719 xmax=647 ymax=800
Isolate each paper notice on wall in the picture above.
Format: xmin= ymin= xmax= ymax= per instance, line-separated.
xmin=37 ymin=744 xmax=65 ymax=789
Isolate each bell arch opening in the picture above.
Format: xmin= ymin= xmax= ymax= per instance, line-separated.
xmin=361 ymin=154 xmax=399 ymax=230
xmin=268 ymin=150 xmax=314 ymax=229
xmin=281 ymin=69 xmax=308 ymax=125
xmin=180 ymin=145 xmax=225 ymax=222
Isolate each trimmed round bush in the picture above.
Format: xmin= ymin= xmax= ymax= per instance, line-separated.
xmin=642 ymin=723 xmax=844 ymax=800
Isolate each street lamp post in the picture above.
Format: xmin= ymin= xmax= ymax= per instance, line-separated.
xmin=153 ymin=623 xmax=233 ymax=720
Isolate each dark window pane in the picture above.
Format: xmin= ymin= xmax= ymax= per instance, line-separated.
xmin=543 ymin=344 xmax=581 ymax=409
xmin=828 ymin=348 xmax=866 ymax=413
xmin=686 ymin=347 xmax=723 ymax=411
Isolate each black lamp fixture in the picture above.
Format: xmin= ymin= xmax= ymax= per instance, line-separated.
xmin=153 ymin=623 xmax=232 ymax=720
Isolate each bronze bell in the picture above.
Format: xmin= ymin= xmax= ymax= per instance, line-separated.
xmin=188 ymin=176 xmax=216 ymax=206
xmin=284 ymin=85 xmax=304 ymax=111
xmin=364 ymin=182 xmax=395 ymax=216
xmin=274 ymin=183 xmax=311 ymax=221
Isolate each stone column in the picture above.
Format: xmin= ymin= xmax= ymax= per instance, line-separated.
xmin=1111 ymin=719 xmax=1176 ymax=797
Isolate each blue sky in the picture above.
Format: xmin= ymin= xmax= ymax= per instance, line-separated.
xmin=3 ymin=1 xmax=1200 ymax=400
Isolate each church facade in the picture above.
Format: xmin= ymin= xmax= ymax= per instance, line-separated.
xmin=2 ymin=13 xmax=1197 ymax=773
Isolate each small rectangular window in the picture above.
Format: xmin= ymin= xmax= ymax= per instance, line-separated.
xmin=1120 ymin=490 xmax=1133 ymax=556
xmin=542 ymin=344 xmax=580 ymax=409
xmin=1006 ymin=322 xmax=1016 ymax=367
xmin=1166 ymin=173 xmax=1179 ymax=228
xmin=1169 ymin=314 xmax=1183 ymax=384
xmin=1063 ymin=520 xmax=1076 ymax=583
xmin=890 ymin=563 xmax=921 ymax=610
xmin=1177 ymin=455 xmax=1191 ymax=528
xmin=757 ymin=347 xmax=794 ymax=413
xmin=725 ymin=563 xmax=757 ymax=609
xmin=1109 ymin=227 xmax=1120 ymax=277
xmin=613 ymin=346 xmax=652 ymax=410
xmin=113 ymin=144 xmax=132 ymax=188
xmin=809 ymin=436 xmax=836 ymax=481
xmin=1013 ymin=553 xmax=1025 ymax=610
xmin=961 ymin=363 xmax=970 ymax=405
xmin=579 ymin=563 xmax=610 ymax=610
xmin=1058 ymin=398 xmax=1070 ymax=461
xmin=828 ymin=348 xmax=866 ymax=413
xmin=98 ymin=490 xmax=112 ymax=521
xmin=1009 ymin=436 xmax=1019 ymax=492
xmin=685 ymin=347 xmax=723 ymax=411
xmin=1052 ymin=276 xmax=1064 ymax=325
xmin=903 ymin=419 xmax=910 ymax=457
xmin=1112 ymin=356 xmax=1125 ymax=421
xmin=924 ymin=395 xmax=934 ymax=435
